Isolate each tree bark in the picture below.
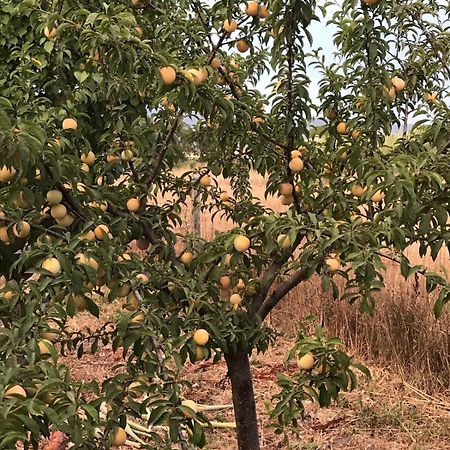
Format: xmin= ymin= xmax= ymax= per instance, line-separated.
xmin=225 ymin=350 xmax=261 ymax=450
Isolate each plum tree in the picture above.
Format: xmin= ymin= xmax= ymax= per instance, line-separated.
xmin=0 ymin=0 xmax=449 ymax=449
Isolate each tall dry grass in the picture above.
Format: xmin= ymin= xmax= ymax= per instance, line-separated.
xmin=173 ymin=167 xmax=450 ymax=391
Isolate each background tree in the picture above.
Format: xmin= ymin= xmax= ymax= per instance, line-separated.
xmin=0 ymin=0 xmax=449 ymax=449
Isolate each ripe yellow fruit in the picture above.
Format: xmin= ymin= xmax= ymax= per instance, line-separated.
xmin=0 ymin=166 xmax=17 ymax=182
xmin=219 ymin=192 xmax=229 ymax=202
xmin=230 ymin=293 xmax=242 ymax=307
xmin=43 ymin=26 xmax=57 ymax=38
xmin=62 ymin=118 xmax=77 ymax=130
xmin=124 ymin=293 xmax=139 ymax=311
xmin=38 ymin=339 xmax=53 ymax=355
xmin=126 ymin=198 xmax=140 ymax=212
xmin=5 ymin=385 xmax=27 ymax=399
xmin=259 ymin=4 xmax=270 ymax=18
xmin=278 ymin=183 xmax=293 ymax=196
xmin=0 ymin=226 xmax=10 ymax=243
xmin=235 ymin=278 xmax=245 ymax=290
xmin=391 ymin=76 xmax=405 ymax=91
xmin=280 ymin=194 xmax=294 ymax=206
xmin=245 ymin=1 xmax=259 ymax=16
xmin=46 ymin=190 xmax=63 ymax=205
xmin=50 ymin=204 xmax=67 ymax=220
xmin=186 ymin=68 xmax=207 ymax=86
xmin=180 ymin=251 xmax=193 ymax=265
xmin=80 ymin=230 xmax=96 ymax=241
xmin=236 ymin=40 xmax=250 ymax=53
xmin=277 ymin=234 xmax=290 ymax=249
xmin=252 ymin=116 xmax=264 ymax=125
xmin=384 ymin=86 xmax=396 ymax=102
xmin=41 ymin=329 xmax=59 ymax=342
xmin=13 ymin=221 xmax=31 ymax=239
xmin=80 ymin=151 xmax=95 ymax=165
xmin=233 ymin=235 xmax=250 ymax=252
xmin=325 ymin=257 xmax=341 ymax=272
xmin=121 ymin=149 xmax=133 ymax=161
xmin=106 ymin=154 xmax=120 ymax=163
xmin=159 ymin=66 xmax=177 ymax=85
xmin=336 ymin=122 xmax=349 ymax=135
xmin=425 ymin=92 xmax=437 ymax=103
xmin=129 ymin=312 xmax=145 ymax=323
xmin=56 ymin=213 xmax=74 ymax=227
xmin=290 ymin=150 xmax=301 ymax=159
xmin=351 ymin=129 xmax=361 ymax=139
xmin=193 ymin=329 xmax=209 ymax=346
xmin=371 ymin=190 xmax=385 ymax=202
xmin=1 ymin=290 xmax=16 ymax=301
xmin=223 ymin=19 xmax=237 ymax=33
xmin=13 ymin=192 xmax=27 ymax=208
xmin=41 ymin=258 xmax=61 ymax=275
xmin=297 ymin=353 xmax=315 ymax=370
xmin=94 ymin=224 xmax=110 ymax=240
xmin=111 ymin=427 xmax=127 ymax=446
xmin=289 ymin=157 xmax=304 ymax=172
xmin=199 ymin=175 xmax=211 ymax=187
xmin=181 ymin=399 xmax=198 ymax=418
xmin=210 ymin=57 xmax=221 ymax=69
xmin=219 ymin=275 xmax=231 ymax=290
xmin=351 ymin=185 xmax=366 ymax=198
xmin=136 ymin=273 xmax=149 ymax=282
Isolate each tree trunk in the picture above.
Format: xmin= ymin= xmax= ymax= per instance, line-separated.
xmin=225 ymin=350 xmax=261 ymax=450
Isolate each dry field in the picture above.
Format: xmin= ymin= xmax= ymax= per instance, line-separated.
xmin=171 ymin=166 xmax=450 ymax=391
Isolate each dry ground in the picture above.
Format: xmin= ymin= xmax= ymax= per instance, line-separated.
xmin=58 ymin=311 xmax=450 ymax=450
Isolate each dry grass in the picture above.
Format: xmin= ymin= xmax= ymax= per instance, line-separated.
xmin=172 ymin=167 xmax=450 ymax=392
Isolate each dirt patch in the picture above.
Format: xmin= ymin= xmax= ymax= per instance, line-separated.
xmin=58 ymin=313 xmax=450 ymax=449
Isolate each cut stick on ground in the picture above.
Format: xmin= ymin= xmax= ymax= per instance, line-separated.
xmin=201 ymin=421 xmax=237 ymax=429
xmin=197 ymin=403 xmax=233 ymax=411
xmin=125 ymin=440 xmax=141 ymax=449
xmin=124 ymin=424 xmax=147 ymax=446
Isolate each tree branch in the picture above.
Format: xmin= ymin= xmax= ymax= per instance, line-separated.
xmin=250 ymin=233 xmax=305 ymax=315
xmin=257 ymin=266 xmax=309 ymax=320
xmin=144 ymin=112 xmax=183 ymax=187
xmin=0 ymin=216 xmax=67 ymax=241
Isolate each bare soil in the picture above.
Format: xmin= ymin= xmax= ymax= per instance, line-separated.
xmin=56 ymin=312 xmax=450 ymax=450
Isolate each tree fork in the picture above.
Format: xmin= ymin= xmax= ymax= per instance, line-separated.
xmin=225 ymin=350 xmax=261 ymax=450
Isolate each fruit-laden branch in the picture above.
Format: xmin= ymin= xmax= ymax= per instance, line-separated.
xmin=54 ymin=180 xmax=86 ymax=220
xmin=145 ymin=112 xmax=183 ymax=187
xmin=257 ymin=265 xmax=309 ymax=320
xmin=250 ymin=233 xmax=305 ymax=315
xmin=284 ymin=8 xmax=302 ymax=215
xmin=0 ymin=216 xmax=67 ymax=241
